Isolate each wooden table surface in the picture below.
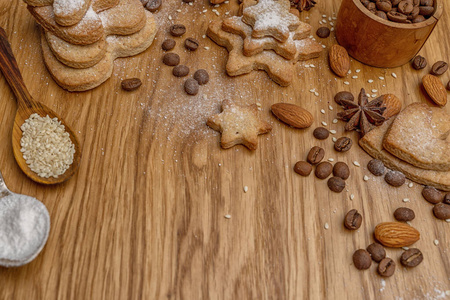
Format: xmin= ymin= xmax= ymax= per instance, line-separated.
xmin=0 ymin=0 xmax=449 ymax=299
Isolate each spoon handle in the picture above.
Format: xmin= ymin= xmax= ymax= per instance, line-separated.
xmin=0 ymin=170 xmax=11 ymax=196
xmin=0 ymin=27 xmax=33 ymax=108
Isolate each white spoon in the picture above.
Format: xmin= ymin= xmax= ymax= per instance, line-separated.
xmin=0 ymin=170 xmax=50 ymax=267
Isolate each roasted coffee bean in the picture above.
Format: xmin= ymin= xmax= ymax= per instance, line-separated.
xmin=145 ymin=0 xmax=161 ymax=12
xmin=431 ymin=61 xmax=448 ymax=76
xmin=420 ymin=0 xmax=433 ymax=5
xmin=412 ymin=55 xmax=427 ymax=70
xmin=400 ymin=248 xmax=423 ymax=267
xmin=367 ymin=159 xmax=386 ymax=176
xmin=433 ymin=203 xmax=450 ymax=220
xmin=334 ymin=137 xmax=353 ymax=152
xmin=170 ymin=24 xmax=186 ymax=37
xmin=387 ymin=11 xmax=408 ymax=23
xmin=193 ymin=69 xmax=209 ymax=85
xmin=412 ymin=15 xmax=426 ymax=23
xmin=367 ymin=243 xmax=386 ymax=262
xmin=334 ymin=91 xmax=354 ymax=105
xmin=184 ymin=78 xmax=199 ymax=95
xmin=344 ymin=209 xmax=362 ymax=230
xmin=161 ymin=39 xmax=176 ymax=51
xmin=307 ymin=146 xmax=325 ymax=165
xmin=366 ymin=2 xmax=376 ymax=12
xmin=422 ymin=186 xmax=444 ymax=204
xmin=315 ymin=162 xmax=333 ymax=179
xmin=444 ymin=193 xmax=450 ymax=205
xmin=378 ymin=258 xmax=396 ymax=277
xmin=313 ymin=127 xmax=329 ymax=140
xmin=447 ymin=81 xmax=450 ymax=91
xmin=140 ymin=0 xmax=149 ymax=5
xmin=375 ymin=10 xmax=388 ymax=19
xmin=163 ymin=53 xmax=180 ymax=66
xmin=333 ymin=162 xmax=350 ymax=180
xmin=398 ymin=0 xmax=414 ymax=14
xmin=391 ymin=0 xmax=401 ymax=6
xmin=328 ymin=176 xmax=346 ymax=193
xmin=353 ymin=249 xmax=372 ymax=270
xmin=360 ymin=0 xmax=370 ymax=7
xmin=394 ymin=207 xmax=416 ymax=222
xmin=294 ymin=161 xmax=312 ymax=176
xmin=121 ymin=78 xmax=142 ymax=91
xmin=184 ymin=37 xmax=199 ymax=51
xmin=413 ymin=0 xmax=420 ymax=6
xmin=376 ymin=0 xmax=392 ymax=12
xmin=173 ymin=65 xmax=190 ymax=77
xmin=384 ymin=170 xmax=405 ymax=187
xmin=316 ymin=27 xmax=330 ymax=38
xmin=419 ymin=5 xmax=435 ymax=16
xmin=408 ymin=6 xmax=420 ymax=19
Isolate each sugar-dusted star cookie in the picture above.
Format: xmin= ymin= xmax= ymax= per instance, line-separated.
xmin=206 ymin=99 xmax=272 ymax=150
xmin=242 ymin=0 xmax=300 ymax=43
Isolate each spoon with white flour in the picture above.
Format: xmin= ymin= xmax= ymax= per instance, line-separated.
xmin=0 ymin=171 xmax=50 ymax=267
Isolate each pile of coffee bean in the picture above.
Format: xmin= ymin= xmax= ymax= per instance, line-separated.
xmin=360 ymin=0 xmax=435 ymax=24
xmin=422 ymin=186 xmax=450 ymax=221
xmin=367 ymin=159 xmax=406 ymax=187
xmin=294 ymin=146 xmax=351 ymax=193
xmin=161 ymin=25 xmax=210 ymax=95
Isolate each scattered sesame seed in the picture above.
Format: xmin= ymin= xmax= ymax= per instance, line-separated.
xmin=176 ymin=9 xmax=181 ymax=12
xmin=324 ymin=223 xmax=329 ymax=229
xmin=314 ymin=91 xmax=319 ymax=96
xmin=328 ymin=158 xmax=334 ymax=162
xmin=408 ymin=182 xmax=414 ymax=188
xmin=368 ymin=79 xmax=374 ymax=83
xmin=332 ymin=119 xmax=338 ymax=124
xmin=371 ymin=89 xmax=378 ymax=93
xmin=353 ymin=161 xmax=361 ymax=167
xmin=366 ymin=93 xmax=371 ymax=97
xmin=379 ymin=76 xmax=385 ymax=80
xmin=256 ymin=103 xmax=262 ymax=107
xmin=214 ymin=4 xmax=219 ymax=7
xmin=330 ymin=27 xmax=334 ymax=32
xmin=343 ymin=81 xmax=350 ymax=85
xmin=332 ymin=137 xmax=337 ymax=142
xmin=446 ymin=290 xmax=450 ymax=296
xmin=363 ymin=175 xmax=369 ymax=181
xmin=244 ymin=186 xmax=248 ymax=193
xmin=319 ymin=21 xmax=323 ymax=25
xmin=203 ymin=9 xmax=207 ymax=12
xmin=322 ymin=44 xmax=326 ymax=48
xmin=322 ymin=14 xmax=327 ymax=18
xmin=350 ymin=194 xmax=355 ymax=200
xmin=356 ymin=69 xmax=361 ymax=73
xmin=202 ymin=35 xmax=206 ymax=38
xmin=218 ymin=163 xmax=222 ymax=167
xmin=204 ymin=46 xmax=210 ymax=50
xmin=168 ymin=15 xmax=172 ymax=20
xmin=402 ymin=247 xmax=409 ymax=251
xmin=322 ymin=19 xmax=327 ymax=24
xmin=371 ymin=94 xmax=377 ymax=98
xmin=310 ymin=64 xmax=316 ymax=68
xmin=392 ymin=72 xmax=397 ymax=78
xmin=321 ymin=121 xmax=328 ymax=126
xmin=434 ymin=239 xmax=439 ymax=246
xmin=320 ymin=109 xmax=326 ymax=114
xmin=309 ymin=88 xmax=315 ymax=92
xmin=330 ymin=22 xmax=334 ymax=26
xmin=329 ymin=105 xmax=334 ymax=110
xmin=224 ymin=214 xmax=231 ymax=219
xmin=352 ymin=75 xmax=358 ymax=79
xmin=403 ymin=198 xmax=410 ymax=203
xmin=329 ymin=130 xmax=336 ymax=134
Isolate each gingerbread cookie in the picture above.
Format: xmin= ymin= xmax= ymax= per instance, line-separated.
xmin=207 ymin=99 xmax=272 ymax=150
xmin=242 ymin=0 xmax=300 ymax=42
xmin=222 ymin=16 xmax=311 ymax=59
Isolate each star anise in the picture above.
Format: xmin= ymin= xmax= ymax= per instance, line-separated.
xmin=337 ymin=88 xmax=386 ymax=136
xmin=290 ymin=0 xmax=316 ymax=12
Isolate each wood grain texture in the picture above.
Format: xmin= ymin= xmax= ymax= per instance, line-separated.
xmin=0 ymin=0 xmax=449 ymax=299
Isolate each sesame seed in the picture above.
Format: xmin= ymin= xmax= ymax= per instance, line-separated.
xmin=371 ymin=89 xmax=378 ymax=93
xmin=224 ymin=214 xmax=231 ymax=219
xmin=329 ymin=130 xmax=336 ymax=134
xmin=328 ymin=158 xmax=334 ymax=162
xmin=324 ymin=223 xmax=329 ymax=229
xmin=408 ymin=182 xmax=414 ymax=188
xmin=350 ymin=194 xmax=355 ymax=200
xmin=403 ymin=198 xmax=410 ymax=203
xmin=379 ymin=76 xmax=385 ymax=80
xmin=368 ymin=79 xmax=374 ymax=83
xmin=363 ymin=175 xmax=369 ymax=181
xmin=402 ymin=247 xmax=409 ymax=251
xmin=353 ymin=161 xmax=361 ymax=167
xmin=343 ymin=81 xmax=350 ymax=85
xmin=332 ymin=119 xmax=338 ymax=124
xmin=321 ymin=121 xmax=328 ymax=126
xmin=332 ymin=137 xmax=337 ymax=142
xmin=204 ymin=46 xmax=210 ymax=50
xmin=320 ymin=109 xmax=326 ymax=114
xmin=392 ymin=72 xmax=397 ymax=78
xmin=371 ymin=94 xmax=377 ymax=98
xmin=243 ymin=186 xmax=248 ymax=193
xmin=329 ymin=105 xmax=334 ymax=110
xmin=314 ymin=91 xmax=319 ymax=96
xmin=355 ymin=69 xmax=361 ymax=73
xmin=434 ymin=239 xmax=439 ymax=246
xmin=330 ymin=27 xmax=334 ymax=32
xmin=352 ymin=75 xmax=358 ymax=79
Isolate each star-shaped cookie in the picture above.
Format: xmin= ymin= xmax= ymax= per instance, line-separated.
xmin=242 ymin=0 xmax=300 ymax=42
xmin=207 ymin=99 xmax=272 ymax=150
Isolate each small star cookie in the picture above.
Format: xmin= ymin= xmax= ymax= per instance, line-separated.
xmin=207 ymin=99 xmax=272 ymax=150
xmin=242 ymin=0 xmax=300 ymax=43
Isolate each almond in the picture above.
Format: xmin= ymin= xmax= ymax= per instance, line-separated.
xmin=423 ymin=74 xmax=447 ymax=106
xmin=374 ymin=222 xmax=420 ymax=248
xmin=380 ymin=94 xmax=402 ymax=119
xmin=329 ymin=44 xmax=350 ymax=77
xmin=271 ymin=103 xmax=313 ymax=129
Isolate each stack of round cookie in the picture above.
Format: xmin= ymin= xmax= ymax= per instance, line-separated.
xmin=24 ymin=0 xmax=158 ymax=91
xmin=207 ymin=0 xmax=322 ymax=86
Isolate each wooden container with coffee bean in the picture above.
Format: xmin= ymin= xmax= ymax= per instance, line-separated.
xmin=335 ymin=0 xmax=443 ymax=68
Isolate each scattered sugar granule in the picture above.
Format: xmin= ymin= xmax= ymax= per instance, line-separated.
xmin=403 ymin=198 xmax=410 ymax=203
xmin=324 ymin=223 xmax=329 ymax=229
xmin=363 ymin=175 xmax=369 ymax=181
xmin=321 ymin=121 xmax=328 ymax=126
xmin=224 ymin=214 xmax=231 ymax=219
xmin=243 ymin=186 xmax=248 ymax=193
xmin=434 ymin=239 xmax=439 ymax=246
xmin=353 ymin=161 xmax=361 ymax=167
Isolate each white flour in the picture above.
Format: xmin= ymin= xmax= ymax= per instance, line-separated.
xmin=0 ymin=193 xmax=50 ymax=265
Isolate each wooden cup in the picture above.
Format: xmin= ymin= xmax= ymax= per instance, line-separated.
xmin=335 ymin=0 xmax=443 ymax=68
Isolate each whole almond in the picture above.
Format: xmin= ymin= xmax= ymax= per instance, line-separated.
xmin=329 ymin=44 xmax=350 ymax=77
xmin=271 ymin=103 xmax=313 ymax=128
xmin=380 ymin=94 xmax=402 ymax=118
xmin=423 ymin=74 xmax=447 ymax=106
xmin=374 ymin=222 xmax=420 ymax=248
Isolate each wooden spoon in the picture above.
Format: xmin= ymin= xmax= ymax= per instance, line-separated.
xmin=0 ymin=27 xmax=81 ymax=185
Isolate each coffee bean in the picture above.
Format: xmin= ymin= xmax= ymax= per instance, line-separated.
xmin=313 ymin=127 xmax=329 ymax=140
xmin=173 ymin=65 xmax=190 ymax=77
xmin=334 ymin=91 xmax=354 ymax=105
xmin=145 ymin=0 xmax=161 ymax=12
xmin=419 ymin=5 xmax=435 ymax=16
xmin=421 ymin=0 xmax=433 ymax=5
xmin=162 ymin=39 xmax=176 ymax=51
xmin=367 ymin=159 xmax=386 ymax=176
xmin=344 ymin=209 xmax=362 ymax=230
xmin=193 ymin=69 xmax=209 ymax=85
xmin=353 ymin=249 xmax=372 ymax=270
xmin=366 ymin=2 xmax=376 ymax=12
xmin=384 ymin=170 xmax=405 ymax=187
xmin=140 ymin=0 xmax=149 ymax=5
xmin=333 ymin=162 xmax=350 ymax=180
xmin=376 ymin=0 xmax=392 ymax=12
xmin=378 ymin=258 xmax=396 ymax=277
xmin=170 ymin=24 xmax=186 ymax=37
xmin=334 ymin=137 xmax=353 ymax=152
xmin=408 ymin=6 xmax=420 ymax=19
xmin=412 ymin=55 xmax=427 ymax=70
xmin=398 ymin=0 xmax=414 ymax=14
xmin=316 ymin=27 xmax=330 ymax=38
xmin=401 ymin=248 xmax=423 ymax=267
xmin=444 ymin=193 xmax=450 ymax=205
xmin=184 ymin=78 xmax=199 ymax=95
xmin=367 ymin=243 xmax=386 ymax=262
xmin=294 ymin=161 xmax=312 ymax=176
xmin=447 ymin=81 xmax=450 ymax=91
xmin=394 ymin=207 xmax=416 ymax=222
xmin=328 ymin=176 xmax=346 ymax=193
xmin=412 ymin=15 xmax=426 ymax=23
xmin=307 ymin=146 xmax=325 ymax=165
xmin=433 ymin=203 xmax=450 ymax=220
xmin=315 ymin=162 xmax=333 ymax=179
xmin=391 ymin=0 xmax=401 ymax=6
xmin=422 ymin=186 xmax=444 ymax=204
xmin=185 ymin=37 xmax=199 ymax=51
xmin=360 ymin=0 xmax=370 ymax=6
xmin=375 ymin=10 xmax=388 ymax=19
xmin=163 ymin=53 xmax=180 ymax=66
xmin=387 ymin=11 xmax=408 ymax=22
xmin=121 ymin=78 xmax=142 ymax=91
xmin=431 ymin=61 xmax=448 ymax=76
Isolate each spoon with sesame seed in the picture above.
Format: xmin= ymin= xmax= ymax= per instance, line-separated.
xmin=0 ymin=27 xmax=81 ymax=184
